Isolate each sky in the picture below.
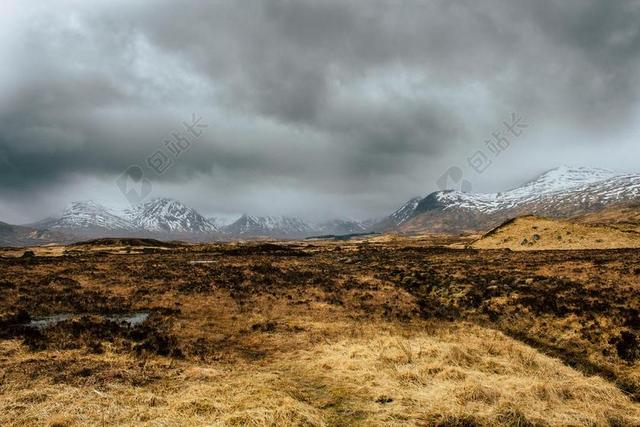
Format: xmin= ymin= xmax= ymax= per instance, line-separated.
xmin=1 ymin=0 xmax=639 ymax=224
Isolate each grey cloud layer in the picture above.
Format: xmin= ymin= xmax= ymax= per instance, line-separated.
xmin=1 ymin=0 xmax=639 ymax=219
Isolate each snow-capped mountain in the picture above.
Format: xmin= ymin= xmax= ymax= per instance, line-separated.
xmin=28 ymin=199 xmax=369 ymax=239
xmin=125 ymin=198 xmax=218 ymax=233
xmin=363 ymin=197 xmax=422 ymax=231
xmin=32 ymin=201 xmax=136 ymax=232
xmin=29 ymin=198 xmax=218 ymax=236
xmin=22 ymin=166 xmax=640 ymax=240
xmin=510 ymin=166 xmax=618 ymax=196
xmin=368 ymin=197 xmax=422 ymax=231
xmin=389 ymin=197 xmax=422 ymax=225
xmin=398 ymin=166 xmax=640 ymax=233
xmin=424 ymin=166 xmax=622 ymax=214
xmin=223 ymin=215 xmax=315 ymax=237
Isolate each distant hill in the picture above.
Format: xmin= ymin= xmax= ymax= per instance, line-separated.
xmin=573 ymin=202 xmax=640 ymax=234
xmin=470 ymin=215 xmax=640 ymax=251
xmin=0 ymin=221 xmax=72 ymax=247
xmin=375 ymin=166 xmax=640 ymax=234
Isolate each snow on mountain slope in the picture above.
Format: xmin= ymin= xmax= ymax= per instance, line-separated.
xmin=126 ymin=198 xmax=218 ymax=233
xmin=430 ymin=166 xmax=633 ymax=214
xmin=509 ymin=165 xmax=617 ymax=195
xmin=401 ymin=166 xmax=640 ymax=233
xmin=37 ymin=201 xmax=136 ymax=231
xmin=223 ymin=215 xmax=315 ymax=236
xmin=25 ymin=166 xmax=636 ymax=238
xmin=30 ymin=199 xmax=368 ymax=238
xmin=389 ymin=197 xmax=422 ymax=225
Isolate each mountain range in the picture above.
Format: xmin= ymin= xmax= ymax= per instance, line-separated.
xmin=393 ymin=166 xmax=640 ymax=234
xmin=2 ymin=166 xmax=640 ymax=246
xmin=18 ymin=198 xmax=372 ymax=241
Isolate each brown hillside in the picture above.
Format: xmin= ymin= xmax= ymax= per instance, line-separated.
xmin=471 ymin=215 xmax=640 ymax=250
xmin=574 ymin=202 xmax=640 ymax=233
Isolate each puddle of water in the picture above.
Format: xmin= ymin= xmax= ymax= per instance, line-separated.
xmin=108 ymin=312 xmax=149 ymax=327
xmin=25 ymin=312 xmax=149 ymax=329
xmin=27 ymin=314 xmax=75 ymax=329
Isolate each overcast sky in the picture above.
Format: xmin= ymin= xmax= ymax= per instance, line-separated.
xmin=1 ymin=0 xmax=639 ymax=223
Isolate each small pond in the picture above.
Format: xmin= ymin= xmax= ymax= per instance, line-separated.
xmin=25 ymin=312 xmax=149 ymax=329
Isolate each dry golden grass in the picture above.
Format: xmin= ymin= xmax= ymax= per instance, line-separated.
xmin=2 ymin=238 xmax=640 ymax=425
xmin=573 ymin=203 xmax=640 ymax=236
xmin=286 ymin=323 xmax=640 ymax=426
xmin=471 ymin=215 xmax=640 ymax=250
xmin=1 ymin=321 xmax=638 ymax=426
xmin=0 ymin=244 xmax=67 ymax=258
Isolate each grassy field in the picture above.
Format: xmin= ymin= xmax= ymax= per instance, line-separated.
xmin=471 ymin=215 xmax=640 ymax=251
xmin=0 ymin=238 xmax=639 ymax=426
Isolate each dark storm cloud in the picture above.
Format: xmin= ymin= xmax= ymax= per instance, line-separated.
xmin=133 ymin=0 xmax=640 ymax=128
xmin=1 ymin=0 xmax=639 ymax=220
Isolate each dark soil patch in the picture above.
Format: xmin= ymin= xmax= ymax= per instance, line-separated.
xmin=71 ymin=238 xmax=181 ymax=248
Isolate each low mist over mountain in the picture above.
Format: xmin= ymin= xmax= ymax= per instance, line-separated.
xmin=11 ymin=199 xmax=371 ymax=243
xmin=223 ymin=215 xmax=315 ymax=238
xmin=369 ymin=197 xmax=422 ymax=231
xmin=0 ymin=222 xmax=73 ymax=247
xmin=316 ymin=219 xmax=368 ymax=236
xmin=3 ymin=166 xmax=640 ymax=246
xmin=31 ymin=201 xmax=136 ymax=234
